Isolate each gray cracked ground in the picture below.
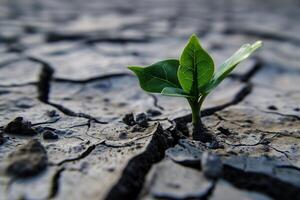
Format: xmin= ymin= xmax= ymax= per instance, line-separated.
xmin=0 ymin=0 xmax=300 ymax=200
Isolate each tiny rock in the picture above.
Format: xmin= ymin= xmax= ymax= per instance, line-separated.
xmin=4 ymin=117 xmax=37 ymax=136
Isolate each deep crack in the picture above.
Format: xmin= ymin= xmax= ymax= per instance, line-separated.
xmin=31 ymin=56 xmax=107 ymax=124
xmin=53 ymin=73 xmax=133 ymax=84
xmin=105 ymin=123 xmax=178 ymax=200
xmin=56 ymin=144 xmax=97 ymax=166
xmin=148 ymin=94 xmax=164 ymax=110
xmin=47 ymin=167 xmax=65 ymax=199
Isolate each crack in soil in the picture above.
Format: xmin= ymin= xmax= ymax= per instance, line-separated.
xmin=48 ymin=102 xmax=108 ymax=124
xmin=32 ymin=117 xmax=61 ymax=126
xmin=222 ymin=164 xmax=300 ymax=200
xmin=148 ymin=93 xmax=164 ymax=110
xmin=30 ymin=55 xmax=108 ymax=124
xmin=45 ymin=32 xmax=150 ymax=44
xmin=256 ymin=107 xmax=300 ymax=120
xmin=28 ymin=56 xmax=54 ymax=102
xmin=223 ymin=27 xmax=300 ymax=46
xmin=105 ymin=123 xmax=179 ymax=200
xmin=0 ymin=82 xmax=36 ymax=88
xmin=102 ymin=133 xmax=155 ymax=148
xmin=220 ymin=135 xmax=291 ymax=158
xmin=229 ymin=58 xmax=263 ymax=82
xmin=55 ymin=143 xmax=98 ymax=166
xmin=53 ymin=73 xmax=133 ymax=84
xmin=168 ymin=150 xmax=300 ymax=200
xmin=47 ymin=167 xmax=65 ymax=200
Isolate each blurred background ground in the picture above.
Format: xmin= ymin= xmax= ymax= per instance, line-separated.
xmin=0 ymin=0 xmax=300 ymax=200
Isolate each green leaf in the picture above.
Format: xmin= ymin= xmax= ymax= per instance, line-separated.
xmin=204 ymin=41 xmax=262 ymax=93
xmin=178 ymin=34 xmax=214 ymax=95
xmin=161 ymin=87 xmax=193 ymax=98
xmin=128 ymin=59 xmax=181 ymax=93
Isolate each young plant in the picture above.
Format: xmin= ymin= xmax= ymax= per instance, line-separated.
xmin=129 ymin=34 xmax=262 ymax=141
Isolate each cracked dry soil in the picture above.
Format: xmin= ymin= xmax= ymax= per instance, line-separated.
xmin=0 ymin=0 xmax=300 ymax=200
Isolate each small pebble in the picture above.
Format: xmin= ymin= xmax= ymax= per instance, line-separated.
xmin=217 ymin=127 xmax=231 ymax=136
xmin=47 ymin=110 xmax=59 ymax=117
xmin=43 ymin=130 xmax=58 ymax=140
xmin=4 ymin=117 xmax=37 ymax=136
xmin=267 ymin=105 xmax=278 ymax=110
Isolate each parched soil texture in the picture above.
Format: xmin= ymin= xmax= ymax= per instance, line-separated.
xmin=0 ymin=0 xmax=300 ymax=200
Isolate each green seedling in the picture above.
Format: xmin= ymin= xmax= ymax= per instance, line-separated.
xmin=129 ymin=34 xmax=262 ymax=141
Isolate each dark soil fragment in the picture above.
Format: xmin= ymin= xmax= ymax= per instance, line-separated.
xmin=122 ymin=113 xmax=135 ymax=126
xmin=47 ymin=110 xmax=60 ymax=118
xmin=6 ymin=139 xmax=48 ymax=178
xmin=217 ymin=127 xmax=232 ymax=136
xmin=267 ymin=105 xmax=278 ymax=110
xmin=4 ymin=117 xmax=37 ymax=136
xmin=135 ymin=113 xmax=148 ymax=127
xmin=42 ymin=130 xmax=59 ymax=140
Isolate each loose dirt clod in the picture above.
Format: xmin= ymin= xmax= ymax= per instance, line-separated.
xmin=4 ymin=117 xmax=37 ymax=136
xmin=6 ymin=139 xmax=48 ymax=178
xmin=47 ymin=110 xmax=60 ymax=117
xmin=268 ymin=105 xmax=278 ymax=110
xmin=135 ymin=113 xmax=148 ymax=127
xmin=122 ymin=113 xmax=135 ymax=126
xmin=217 ymin=127 xmax=232 ymax=136
xmin=123 ymin=113 xmax=149 ymax=128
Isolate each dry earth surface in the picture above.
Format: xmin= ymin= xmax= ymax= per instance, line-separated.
xmin=0 ymin=0 xmax=300 ymax=200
